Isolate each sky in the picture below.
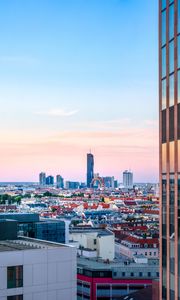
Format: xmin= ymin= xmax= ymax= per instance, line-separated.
xmin=0 ymin=0 xmax=158 ymax=183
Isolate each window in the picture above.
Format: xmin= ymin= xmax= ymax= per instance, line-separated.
xmin=162 ymin=47 xmax=166 ymax=78
xmin=145 ymin=252 xmax=147 ymax=256
xmin=139 ymin=272 xmax=143 ymax=277
xmin=7 ymin=296 xmax=23 ymax=300
xmin=169 ymin=40 xmax=174 ymax=73
xmin=162 ymin=10 xmax=166 ymax=46
xmin=131 ymin=272 xmax=134 ymax=277
xmin=178 ymin=0 xmax=180 ymax=33
xmin=162 ymin=79 xmax=166 ymax=109
xmin=169 ymin=74 xmax=174 ymax=107
xmin=148 ymin=272 xmax=151 ymax=277
xmin=154 ymin=252 xmax=157 ymax=256
xmin=162 ymin=143 xmax=167 ymax=173
xmin=149 ymin=252 xmax=152 ymax=256
xmin=169 ymin=142 xmax=175 ymax=173
xmin=178 ymin=36 xmax=180 ymax=69
xmin=122 ymin=272 xmax=125 ymax=277
xmin=162 ymin=0 xmax=166 ymax=10
xmin=94 ymin=239 xmax=96 ymax=245
xmin=169 ymin=4 xmax=174 ymax=40
xmin=7 ymin=266 xmax=23 ymax=289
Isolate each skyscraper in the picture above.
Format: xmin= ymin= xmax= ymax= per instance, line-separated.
xmin=87 ymin=152 xmax=94 ymax=187
xmin=56 ymin=175 xmax=64 ymax=189
xmin=123 ymin=170 xmax=133 ymax=189
xmin=46 ymin=175 xmax=54 ymax=186
xmin=159 ymin=1 xmax=180 ymax=299
xmin=39 ymin=172 xmax=46 ymax=186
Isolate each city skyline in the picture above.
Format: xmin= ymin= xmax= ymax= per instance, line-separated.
xmin=0 ymin=0 xmax=158 ymax=182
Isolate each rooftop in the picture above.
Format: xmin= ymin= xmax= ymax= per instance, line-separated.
xmin=0 ymin=237 xmax=69 ymax=252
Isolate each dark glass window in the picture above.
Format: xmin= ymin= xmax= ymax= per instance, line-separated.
xmin=162 ymin=79 xmax=166 ymax=109
xmin=7 ymin=296 xmax=23 ymax=300
xmin=169 ymin=4 xmax=174 ymax=40
xmin=169 ymin=74 xmax=174 ymax=107
xmin=139 ymin=272 xmax=143 ymax=277
xmin=169 ymin=40 xmax=174 ymax=73
xmin=162 ymin=47 xmax=166 ymax=78
xmin=7 ymin=266 xmax=23 ymax=289
xmin=169 ymin=106 xmax=174 ymax=141
xmin=130 ymin=272 xmax=134 ymax=277
xmin=162 ymin=109 xmax=166 ymax=143
xmin=162 ymin=10 xmax=166 ymax=46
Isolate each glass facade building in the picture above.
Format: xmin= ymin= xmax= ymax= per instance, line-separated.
xmin=87 ymin=153 xmax=94 ymax=188
xmin=159 ymin=0 xmax=180 ymax=299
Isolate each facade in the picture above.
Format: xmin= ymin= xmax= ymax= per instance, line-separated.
xmin=65 ymin=181 xmax=80 ymax=189
xmin=0 ymin=237 xmax=76 ymax=300
xmin=159 ymin=0 xmax=180 ymax=299
xmin=39 ymin=172 xmax=46 ymax=186
xmin=70 ymin=228 xmax=115 ymax=261
xmin=123 ymin=170 xmax=133 ymax=189
xmin=19 ymin=220 xmax=67 ymax=244
xmin=77 ymin=256 xmax=159 ymax=300
xmin=56 ymin=175 xmax=64 ymax=189
xmin=87 ymin=153 xmax=94 ymax=188
xmin=115 ymin=236 xmax=159 ymax=260
xmin=103 ymin=176 xmax=115 ymax=189
xmin=46 ymin=175 xmax=54 ymax=186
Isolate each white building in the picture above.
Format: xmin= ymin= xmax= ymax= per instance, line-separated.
xmin=123 ymin=170 xmax=133 ymax=189
xmin=115 ymin=235 xmax=159 ymax=260
xmin=0 ymin=237 xmax=76 ymax=300
xmin=70 ymin=228 xmax=115 ymax=261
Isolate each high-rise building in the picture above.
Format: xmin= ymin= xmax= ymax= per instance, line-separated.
xmin=159 ymin=1 xmax=180 ymax=299
xmin=65 ymin=181 xmax=80 ymax=189
xmin=39 ymin=172 xmax=46 ymax=186
xmin=103 ymin=176 xmax=115 ymax=188
xmin=123 ymin=170 xmax=133 ymax=189
xmin=56 ymin=175 xmax=64 ymax=189
xmin=87 ymin=152 xmax=94 ymax=187
xmin=46 ymin=175 xmax=54 ymax=186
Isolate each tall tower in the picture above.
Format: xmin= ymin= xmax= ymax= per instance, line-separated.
xmin=159 ymin=0 xmax=180 ymax=299
xmin=123 ymin=170 xmax=133 ymax=189
xmin=87 ymin=152 xmax=94 ymax=188
xmin=39 ymin=172 xmax=46 ymax=186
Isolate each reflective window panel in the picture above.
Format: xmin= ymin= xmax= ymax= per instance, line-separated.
xmin=162 ymin=10 xmax=166 ymax=46
xmin=169 ymin=40 xmax=174 ymax=74
xmin=162 ymin=47 xmax=166 ymax=78
xmin=169 ymin=74 xmax=174 ymax=107
xmin=169 ymin=4 xmax=174 ymax=40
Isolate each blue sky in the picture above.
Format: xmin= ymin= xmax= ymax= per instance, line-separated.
xmin=0 ymin=0 xmax=158 ymax=182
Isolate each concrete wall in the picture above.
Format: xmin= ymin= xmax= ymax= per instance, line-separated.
xmin=97 ymin=234 xmax=115 ymax=261
xmin=0 ymin=246 xmax=76 ymax=300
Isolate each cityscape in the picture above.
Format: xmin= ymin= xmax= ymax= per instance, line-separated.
xmin=0 ymin=0 xmax=178 ymax=300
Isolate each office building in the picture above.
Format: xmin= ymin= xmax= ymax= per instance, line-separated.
xmin=0 ymin=237 xmax=76 ymax=300
xmin=39 ymin=172 xmax=46 ymax=186
xmin=123 ymin=170 xmax=133 ymax=189
xmin=159 ymin=0 xmax=180 ymax=299
xmin=65 ymin=181 xmax=80 ymax=189
xmin=46 ymin=175 xmax=54 ymax=186
xmin=56 ymin=175 xmax=64 ymax=189
xmin=87 ymin=152 xmax=94 ymax=188
xmin=103 ymin=176 xmax=115 ymax=188
xmin=77 ymin=256 xmax=159 ymax=300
